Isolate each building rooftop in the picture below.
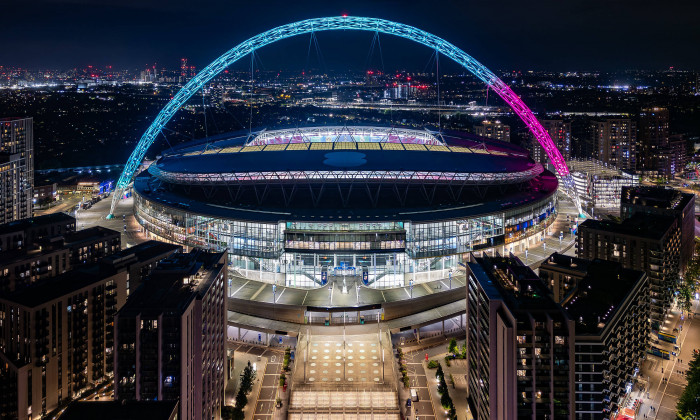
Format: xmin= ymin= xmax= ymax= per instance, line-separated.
xmin=578 ymin=213 xmax=676 ymax=240
xmin=0 ymin=243 xmax=65 ymax=265
xmin=1 ymin=264 xmax=121 ymax=308
xmin=0 ymin=213 xmax=74 ymax=236
xmin=621 ymin=186 xmax=694 ymax=212
xmin=561 ymin=260 xmax=646 ymax=335
xmin=468 ymin=253 xmax=561 ymax=312
xmin=117 ymin=250 xmax=225 ymax=317
xmin=61 ymin=225 xmax=120 ymax=245
xmin=539 ymin=252 xmax=591 ymax=275
xmin=0 ymin=226 xmax=121 ymax=266
xmin=100 ymin=240 xmax=182 ymax=268
xmin=59 ymin=400 xmax=178 ymax=420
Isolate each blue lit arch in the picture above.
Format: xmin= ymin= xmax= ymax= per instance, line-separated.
xmin=111 ymin=16 xmax=576 ymax=215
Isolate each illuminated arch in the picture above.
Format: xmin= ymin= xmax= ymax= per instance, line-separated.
xmin=110 ymin=16 xmax=577 ymax=215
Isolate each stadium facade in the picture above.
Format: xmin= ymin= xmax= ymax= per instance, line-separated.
xmin=133 ymin=126 xmax=558 ymax=289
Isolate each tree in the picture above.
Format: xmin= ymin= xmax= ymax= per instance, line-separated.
xmin=676 ymin=381 xmax=700 ymax=418
xmin=448 ymin=338 xmax=458 ymax=355
xmin=235 ymin=392 xmax=248 ymax=411
xmin=680 ymin=279 xmax=694 ymax=314
xmin=436 ymin=363 xmax=448 ymax=395
xmin=436 ymin=363 xmax=444 ymax=382
xmin=239 ymin=365 xmax=256 ymax=395
xmin=677 ymin=352 xmax=700 ymax=418
xmin=221 ymin=406 xmax=235 ymax=420
xmin=440 ymin=391 xmax=452 ymax=410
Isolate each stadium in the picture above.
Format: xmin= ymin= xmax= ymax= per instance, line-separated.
xmin=134 ymin=125 xmax=558 ymax=289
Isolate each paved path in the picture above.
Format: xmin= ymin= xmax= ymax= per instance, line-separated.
xmin=73 ymin=194 xmax=149 ymax=248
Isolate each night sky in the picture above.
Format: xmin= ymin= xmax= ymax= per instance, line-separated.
xmin=6 ymin=0 xmax=699 ymax=71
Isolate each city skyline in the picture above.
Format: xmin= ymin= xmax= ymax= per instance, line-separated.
xmin=3 ymin=0 xmax=700 ymax=71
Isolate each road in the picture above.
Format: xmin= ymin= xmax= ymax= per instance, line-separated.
xmin=404 ymin=350 xmax=437 ymax=420
xmin=226 ymin=343 xmax=285 ymax=420
xmin=638 ymin=297 xmax=699 ymax=419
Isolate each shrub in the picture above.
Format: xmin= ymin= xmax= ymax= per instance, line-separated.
xmin=444 ymin=355 xmax=451 ymax=367
xmin=427 ymin=360 xmax=439 ymax=369
xmin=403 ymin=375 xmax=410 ymax=388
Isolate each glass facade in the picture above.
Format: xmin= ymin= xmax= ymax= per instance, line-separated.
xmin=134 ymin=192 xmax=556 ymax=289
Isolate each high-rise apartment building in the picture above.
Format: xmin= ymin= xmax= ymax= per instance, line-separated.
xmin=542 ymin=255 xmax=649 ymax=418
xmin=0 ymin=117 xmax=33 ymax=223
xmin=591 ymin=118 xmax=637 ymax=171
xmin=0 ymin=213 xmax=75 ymax=252
xmin=0 ymin=227 xmax=180 ymax=420
xmin=658 ymin=134 xmax=687 ymax=178
xmin=114 ymin=250 xmax=227 ymax=420
xmin=0 ymin=225 xmax=121 ymax=293
xmin=620 ymin=186 xmax=695 ymax=272
xmin=466 ymin=253 xmax=575 ymax=419
xmin=0 ymin=265 xmax=128 ymax=420
xmin=60 ymin=400 xmax=179 ymax=420
xmin=532 ymin=119 xmax=571 ymax=165
xmin=638 ymin=107 xmax=669 ymax=173
xmin=100 ymin=240 xmax=182 ymax=296
xmin=474 ymin=120 xmax=511 ymax=143
xmin=576 ymin=214 xmax=680 ymax=326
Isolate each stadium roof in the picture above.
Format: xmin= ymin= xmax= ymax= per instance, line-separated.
xmin=152 ymin=126 xmax=542 ymax=185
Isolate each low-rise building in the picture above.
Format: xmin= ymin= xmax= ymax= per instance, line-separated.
xmin=33 ymin=183 xmax=57 ymax=206
xmin=568 ymin=159 xmax=640 ymax=213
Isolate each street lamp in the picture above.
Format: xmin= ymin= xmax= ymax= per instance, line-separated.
xmin=448 ymin=269 xmax=453 ymax=290
xmin=409 ymin=279 xmax=414 ymax=298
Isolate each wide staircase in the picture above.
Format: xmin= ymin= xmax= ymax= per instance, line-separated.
xmin=288 ymin=332 xmax=400 ymax=419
